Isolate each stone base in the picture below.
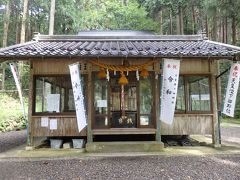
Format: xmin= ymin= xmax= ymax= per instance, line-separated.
xmin=86 ymin=141 xmax=164 ymax=153
xmin=25 ymin=146 xmax=35 ymax=151
xmin=213 ymin=143 xmax=221 ymax=148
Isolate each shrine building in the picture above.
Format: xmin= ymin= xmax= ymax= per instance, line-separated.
xmin=0 ymin=30 xmax=240 ymax=151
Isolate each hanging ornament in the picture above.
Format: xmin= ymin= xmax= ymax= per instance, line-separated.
xmin=126 ymin=71 xmax=129 ymax=76
xmin=140 ymin=67 xmax=149 ymax=78
xmin=97 ymin=68 xmax=106 ymax=79
xmin=118 ymin=72 xmax=128 ymax=85
xmin=114 ymin=70 xmax=116 ymax=76
xmin=136 ymin=69 xmax=139 ymax=81
xmin=106 ymin=69 xmax=110 ymax=81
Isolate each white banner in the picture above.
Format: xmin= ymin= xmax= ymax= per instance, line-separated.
xmin=160 ymin=59 xmax=180 ymax=125
xmin=222 ymin=63 xmax=240 ymax=117
xmin=9 ymin=63 xmax=26 ymax=120
xmin=69 ymin=63 xmax=87 ymax=132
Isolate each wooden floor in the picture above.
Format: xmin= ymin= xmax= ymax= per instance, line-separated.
xmin=93 ymin=128 xmax=156 ymax=135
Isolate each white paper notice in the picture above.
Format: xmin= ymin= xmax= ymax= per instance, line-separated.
xmin=46 ymin=94 xmax=60 ymax=112
xmin=222 ymin=63 xmax=240 ymax=117
xmin=49 ymin=119 xmax=57 ymax=130
xmin=69 ymin=63 xmax=87 ymax=132
xmin=41 ymin=117 xmax=49 ymax=127
xmin=97 ymin=100 xmax=107 ymax=107
xmin=160 ymin=59 xmax=180 ymax=125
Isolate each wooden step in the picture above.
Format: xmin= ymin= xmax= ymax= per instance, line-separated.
xmin=86 ymin=141 xmax=164 ymax=153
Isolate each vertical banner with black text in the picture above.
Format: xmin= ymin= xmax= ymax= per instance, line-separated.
xmin=69 ymin=63 xmax=87 ymax=132
xmin=222 ymin=63 xmax=240 ymax=117
xmin=160 ymin=59 xmax=180 ymax=125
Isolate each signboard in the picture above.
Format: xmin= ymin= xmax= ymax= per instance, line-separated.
xmin=41 ymin=117 xmax=49 ymax=127
xmin=46 ymin=94 xmax=60 ymax=112
xmin=69 ymin=63 xmax=87 ymax=132
xmin=49 ymin=119 xmax=57 ymax=130
xmin=222 ymin=63 xmax=240 ymax=117
xmin=160 ymin=59 xmax=180 ymax=125
xmin=9 ymin=63 xmax=26 ymax=120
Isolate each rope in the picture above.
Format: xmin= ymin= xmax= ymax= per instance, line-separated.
xmin=89 ymin=60 xmax=156 ymax=72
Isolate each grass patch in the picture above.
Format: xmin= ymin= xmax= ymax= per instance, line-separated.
xmin=0 ymin=93 xmax=28 ymax=132
xmin=221 ymin=118 xmax=240 ymax=125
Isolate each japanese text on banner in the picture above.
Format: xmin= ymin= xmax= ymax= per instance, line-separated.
xmin=160 ymin=59 xmax=180 ymax=125
xmin=69 ymin=63 xmax=87 ymax=132
xmin=222 ymin=63 xmax=240 ymax=117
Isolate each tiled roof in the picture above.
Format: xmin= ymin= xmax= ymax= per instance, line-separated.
xmin=0 ymin=33 xmax=240 ymax=60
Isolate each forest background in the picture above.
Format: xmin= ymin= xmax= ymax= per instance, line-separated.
xmin=0 ymin=0 xmax=240 ymax=131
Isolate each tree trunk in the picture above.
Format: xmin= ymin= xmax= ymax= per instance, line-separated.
xmin=170 ymin=10 xmax=173 ymax=34
xmin=3 ymin=0 xmax=11 ymax=48
xmin=159 ymin=9 xmax=163 ymax=35
xmin=222 ymin=19 xmax=225 ymax=43
xmin=15 ymin=17 xmax=21 ymax=44
xmin=192 ymin=4 xmax=196 ymax=34
xmin=176 ymin=10 xmax=180 ymax=34
xmin=20 ymin=0 xmax=29 ymax=84
xmin=205 ymin=15 xmax=209 ymax=37
xmin=179 ymin=6 xmax=184 ymax=34
xmin=177 ymin=6 xmax=184 ymax=35
xmin=212 ymin=7 xmax=217 ymax=41
xmin=1 ymin=0 xmax=11 ymax=90
xmin=49 ymin=0 xmax=56 ymax=35
xmin=15 ymin=2 xmax=21 ymax=44
xmin=232 ymin=15 xmax=237 ymax=45
xmin=225 ymin=17 xmax=228 ymax=43
xmin=20 ymin=0 xmax=29 ymax=44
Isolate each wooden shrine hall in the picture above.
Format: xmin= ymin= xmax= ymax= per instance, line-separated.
xmin=0 ymin=30 xmax=240 ymax=151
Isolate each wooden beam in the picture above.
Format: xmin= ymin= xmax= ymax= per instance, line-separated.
xmin=87 ymin=67 xmax=93 ymax=142
xmin=155 ymin=62 xmax=161 ymax=142
xmin=28 ymin=61 xmax=34 ymax=146
xmin=210 ymin=60 xmax=221 ymax=147
xmin=93 ymin=128 xmax=156 ymax=135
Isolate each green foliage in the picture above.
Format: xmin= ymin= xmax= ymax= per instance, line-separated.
xmin=54 ymin=0 xmax=159 ymax=34
xmin=222 ymin=117 xmax=240 ymax=125
xmin=4 ymin=62 xmax=30 ymax=96
xmin=0 ymin=93 xmax=27 ymax=132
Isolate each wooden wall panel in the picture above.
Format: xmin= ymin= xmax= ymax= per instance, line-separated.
xmin=32 ymin=116 xmax=87 ymax=137
xmin=32 ymin=59 xmax=91 ymax=75
xmin=161 ymin=114 xmax=213 ymax=135
xmin=180 ymin=59 xmax=210 ymax=74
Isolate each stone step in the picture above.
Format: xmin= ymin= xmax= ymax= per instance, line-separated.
xmin=86 ymin=141 xmax=164 ymax=153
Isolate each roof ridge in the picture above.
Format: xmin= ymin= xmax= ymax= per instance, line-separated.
xmin=34 ymin=34 xmax=203 ymax=42
xmin=206 ymin=40 xmax=240 ymax=51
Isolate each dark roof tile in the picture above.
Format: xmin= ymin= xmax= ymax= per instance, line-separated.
xmin=0 ymin=34 xmax=240 ymax=59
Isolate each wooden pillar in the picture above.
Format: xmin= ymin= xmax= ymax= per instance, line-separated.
xmin=210 ymin=60 xmax=221 ymax=147
xmin=155 ymin=62 xmax=161 ymax=142
xmin=87 ymin=68 xmax=93 ymax=143
xmin=28 ymin=61 xmax=34 ymax=146
xmin=2 ymin=63 xmax=5 ymax=90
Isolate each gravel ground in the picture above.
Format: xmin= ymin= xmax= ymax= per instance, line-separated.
xmin=0 ymin=130 xmax=26 ymax=153
xmin=0 ymin=155 xmax=239 ymax=180
xmin=0 ymin=126 xmax=240 ymax=180
xmin=221 ymin=126 xmax=240 ymax=145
